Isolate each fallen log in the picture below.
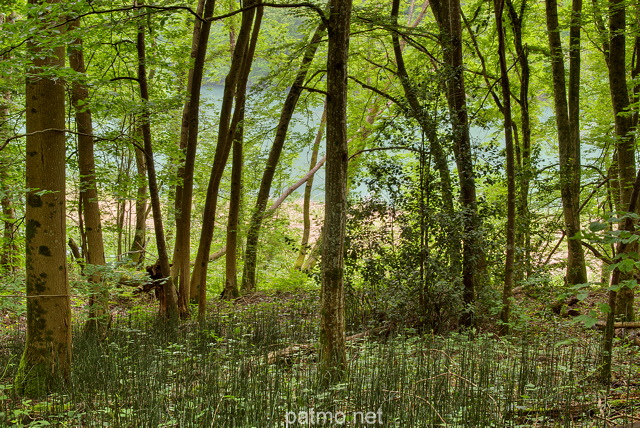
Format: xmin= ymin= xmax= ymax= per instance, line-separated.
xmin=595 ymin=321 xmax=640 ymax=329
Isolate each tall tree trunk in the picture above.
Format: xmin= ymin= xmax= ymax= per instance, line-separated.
xmin=171 ymin=0 xmax=216 ymax=318
xmin=494 ymin=0 xmax=517 ymax=334
xmin=0 ymin=173 xmax=17 ymax=272
xmin=608 ymin=0 xmax=636 ymax=321
xmin=115 ymin=150 xmax=131 ymax=262
xmin=14 ymin=0 xmax=71 ymax=396
xmin=600 ymin=169 xmax=640 ymax=385
xmin=0 ymin=106 xmax=17 ymax=272
xmin=320 ymin=0 xmax=352 ymax=383
xmin=222 ymin=117 xmax=244 ymax=300
xmin=241 ymin=20 xmax=326 ymax=292
xmin=68 ymin=19 xmax=110 ymax=336
xmin=506 ymin=0 xmax=533 ymax=281
xmin=430 ymin=0 xmax=489 ymax=326
xmin=0 ymin=13 xmax=18 ymax=272
xmin=136 ymin=9 xmax=178 ymax=321
xmin=190 ymin=1 xmax=261 ymax=318
xmin=545 ymin=0 xmax=588 ymax=285
xmin=129 ymin=143 xmax=148 ymax=266
xmin=294 ymin=104 xmax=326 ymax=270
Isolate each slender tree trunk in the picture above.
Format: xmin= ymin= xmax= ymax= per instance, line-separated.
xmin=68 ymin=19 xmax=110 ymax=336
xmin=0 ymin=175 xmax=17 ymax=272
xmin=242 ymin=20 xmax=326 ymax=292
xmin=171 ymin=0 xmax=216 ymax=318
xmin=0 ymin=14 xmax=18 ymax=273
xmin=545 ymin=0 xmax=588 ymax=286
xmin=190 ymin=1 xmax=261 ymax=318
xmin=136 ymin=10 xmax=178 ymax=321
xmin=601 ymin=169 xmax=640 ymax=385
xmin=294 ymin=105 xmax=326 ymax=270
xmin=506 ymin=0 xmax=533 ymax=280
xmin=222 ymin=118 xmax=244 ymax=300
xmin=494 ymin=0 xmax=517 ymax=334
xmin=320 ymin=0 xmax=352 ymax=383
xmin=129 ymin=143 xmax=148 ymax=266
xmin=430 ymin=0 xmax=489 ymax=326
xmin=607 ymin=0 xmax=636 ymax=321
xmin=14 ymin=0 xmax=71 ymax=396
xmin=0 ymin=100 xmax=17 ymax=271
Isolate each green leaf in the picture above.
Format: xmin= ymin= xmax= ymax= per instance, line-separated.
xmin=589 ymin=221 xmax=608 ymax=232
xmin=573 ymin=314 xmax=598 ymax=328
xmin=617 ymin=258 xmax=636 ymax=273
xmin=599 ymin=303 xmax=611 ymax=313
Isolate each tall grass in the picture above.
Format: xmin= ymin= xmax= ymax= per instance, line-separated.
xmin=0 ymin=299 xmax=636 ymax=427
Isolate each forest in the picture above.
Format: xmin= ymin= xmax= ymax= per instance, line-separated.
xmin=0 ymin=0 xmax=639 ymax=425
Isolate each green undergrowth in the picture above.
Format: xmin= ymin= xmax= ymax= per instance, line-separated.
xmin=0 ymin=298 xmax=638 ymax=427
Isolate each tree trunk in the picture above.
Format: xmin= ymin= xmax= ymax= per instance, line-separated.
xmin=294 ymin=104 xmax=326 ymax=270
xmin=505 ymin=0 xmax=533 ymax=281
xmin=68 ymin=19 xmax=110 ymax=336
xmin=241 ymin=19 xmax=326 ymax=292
xmin=14 ymin=0 xmax=71 ymax=396
xmin=607 ymin=0 xmax=636 ymax=321
xmin=0 ymin=19 xmax=18 ymax=272
xmin=430 ymin=0 xmax=489 ymax=326
xmin=545 ymin=0 xmax=588 ymax=286
xmin=601 ymin=169 xmax=640 ymax=385
xmin=494 ymin=0 xmax=517 ymax=334
xmin=222 ymin=118 xmax=244 ymax=300
xmin=0 ymin=174 xmax=17 ymax=272
xmin=0 ymin=144 xmax=17 ymax=273
xmin=129 ymin=143 xmax=148 ymax=266
xmin=190 ymin=0 xmax=261 ymax=318
xmin=320 ymin=0 xmax=352 ymax=383
xmin=136 ymin=9 xmax=178 ymax=321
xmin=171 ymin=0 xmax=216 ymax=318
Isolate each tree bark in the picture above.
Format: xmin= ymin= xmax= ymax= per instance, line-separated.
xmin=222 ymin=116 xmax=244 ymax=300
xmin=0 ymin=173 xmax=17 ymax=272
xmin=241 ymin=19 xmax=326 ymax=292
xmin=320 ymin=0 xmax=351 ymax=383
xmin=68 ymin=19 xmax=110 ymax=336
xmin=600 ymin=168 xmax=640 ymax=385
xmin=0 ymin=119 xmax=17 ymax=272
xmin=0 ymin=15 xmax=18 ymax=273
xmin=171 ymin=0 xmax=216 ymax=318
xmin=190 ymin=0 xmax=261 ymax=318
xmin=129 ymin=143 xmax=148 ymax=266
xmin=430 ymin=0 xmax=489 ymax=326
xmin=545 ymin=0 xmax=588 ymax=286
xmin=607 ymin=0 xmax=636 ymax=321
xmin=136 ymin=9 xmax=179 ymax=321
xmin=15 ymin=0 xmax=71 ymax=396
xmin=494 ymin=0 xmax=517 ymax=334
xmin=505 ymin=0 xmax=533 ymax=281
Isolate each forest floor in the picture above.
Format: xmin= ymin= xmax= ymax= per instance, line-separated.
xmin=1 ymin=281 xmax=640 ymax=427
